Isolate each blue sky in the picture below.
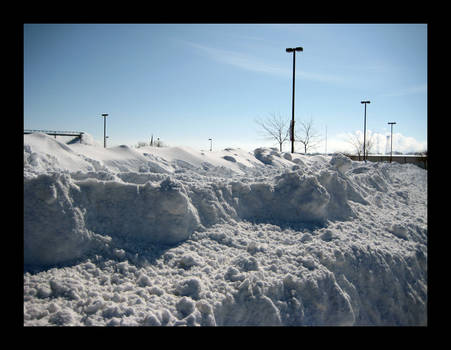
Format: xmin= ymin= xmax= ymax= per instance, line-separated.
xmin=24 ymin=23 xmax=427 ymax=153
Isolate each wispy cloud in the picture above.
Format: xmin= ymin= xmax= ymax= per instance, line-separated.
xmin=186 ymin=41 xmax=285 ymax=76
xmin=185 ymin=41 xmax=345 ymax=85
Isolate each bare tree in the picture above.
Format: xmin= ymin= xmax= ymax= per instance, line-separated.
xmin=295 ymin=117 xmax=321 ymax=154
xmin=255 ymin=113 xmax=290 ymax=152
xmin=347 ymin=131 xmax=375 ymax=160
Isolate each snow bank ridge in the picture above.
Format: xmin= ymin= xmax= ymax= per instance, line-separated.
xmin=24 ymin=156 xmax=367 ymax=267
xmin=24 ymin=174 xmax=201 ymax=266
xmin=232 ymin=168 xmax=361 ymax=223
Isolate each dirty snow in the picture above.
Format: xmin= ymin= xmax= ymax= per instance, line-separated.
xmin=23 ymin=132 xmax=427 ymax=326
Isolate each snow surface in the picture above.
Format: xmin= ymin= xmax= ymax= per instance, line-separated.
xmin=23 ymin=132 xmax=427 ymax=326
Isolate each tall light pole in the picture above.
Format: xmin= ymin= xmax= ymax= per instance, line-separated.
xmin=361 ymin=101 xmax=370 ymax=162
xmin=286 ymin=46 xmax=303 ymax=154
xmin=101 ymin=113 xmax=108 ymax=148
xmin=388 ymin=122 xmax=396 ymax=163
xmin=208 ymin=138 xmax=212 ymax=152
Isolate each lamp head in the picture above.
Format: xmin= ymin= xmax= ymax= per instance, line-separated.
xmin=286 ymin=47 xmax=303 ymax=52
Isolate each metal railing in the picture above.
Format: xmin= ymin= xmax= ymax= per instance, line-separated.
xmin=346 ymin=154 xmax=427 ymax=169
xmin=24 ymin=129 xmax=84 ymax=142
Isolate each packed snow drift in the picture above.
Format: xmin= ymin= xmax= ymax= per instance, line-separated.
xmin=23 ymin=132 xmax=427 ymax=326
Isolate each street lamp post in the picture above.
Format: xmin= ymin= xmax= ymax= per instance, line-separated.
xmin=101 ymin=113 xmax=108 ymax=148
xmin=286 ymin=46 xmax=303 ymax=154
xmin=361 ymin=101 xmax=370 ymax=162
xmin=388 ymin=122 xmax=396 ymax=163
xmin=208 ymin=138 xmax=212 ymax=152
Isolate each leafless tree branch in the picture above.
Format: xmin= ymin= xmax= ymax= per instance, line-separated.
xmin=255 ymin=113 xmax=290 ymax=152
xmin=295 ymin=117 xmax=321 ymax=154
xmin=346 ymin=131 xmax=374 ymax=160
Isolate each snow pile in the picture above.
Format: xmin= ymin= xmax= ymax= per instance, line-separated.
xmin=23 ymin=132 xmax=427 ymax=326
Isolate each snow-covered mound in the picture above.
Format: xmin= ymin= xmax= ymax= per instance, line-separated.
xmin=23 ymin=132 xmax=427 ymax=326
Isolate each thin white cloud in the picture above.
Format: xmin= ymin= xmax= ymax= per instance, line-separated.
xmin=185 ymin=41 xmax=345 ymax=84
xmin=186 ymin=41 xmax=285 ymax=76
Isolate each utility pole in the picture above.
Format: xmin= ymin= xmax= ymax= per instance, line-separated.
xmin=360 ymin=101 xmax=370 ymax=162
xmin=101 ymin=113 xmax=108 ymax=148
xmin=388 ymin=122 xmax=396 ymax=163
xmin=286 ymin=46 xmax=303 ymax=153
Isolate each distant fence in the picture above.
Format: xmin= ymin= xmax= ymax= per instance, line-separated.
xmin=346 ymin=154 xmax=427 ymax=169
xmin=24 ymin=129 xmax=84 ymax=142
